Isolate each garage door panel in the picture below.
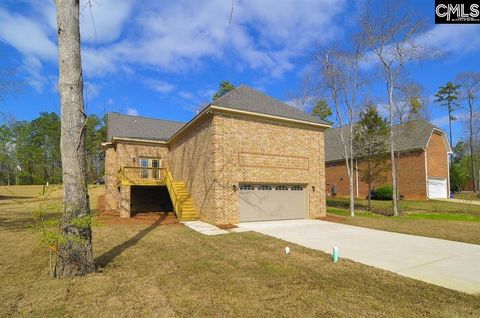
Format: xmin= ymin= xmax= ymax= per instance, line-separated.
xmin=428 ymin=178 xmax=448 ymax=199
xmin=239 ymin=184 xmax=306 ymax=222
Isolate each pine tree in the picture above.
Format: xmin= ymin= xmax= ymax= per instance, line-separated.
xmin=353 ymin=104 xmax=389 ymax=211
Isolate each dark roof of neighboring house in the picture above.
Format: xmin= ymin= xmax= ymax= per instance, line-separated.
xmin=212 ymin=85 xmax=330 ymax=125
xmin=325 ymin=119 xmax=450 ymax=162
xmin=107 ymin=113 xmax=185 ymax=142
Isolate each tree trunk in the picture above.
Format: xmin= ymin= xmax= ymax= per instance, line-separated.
xmin=349 ymin=126 xmax=355 ymax=217
xmin=448 ymin=106 xmax=453 ymax=150
xmin=367 ymin=159 xmax=371 ymax=211
xmin=54 ymin=0 xmax=95 ymax=278
xmin=468 ymin=99 xmax=478 ymax=192
xmin=388 ymin=78 xmax=399 ymax=216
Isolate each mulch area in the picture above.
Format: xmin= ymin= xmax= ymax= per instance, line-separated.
xmin=96 ymin=194 xmax=179 ymax=225
xmin=217 ymin=224 xmax=237 ymax=229
xmin=316 ymin=215 xmax=347 ymax=222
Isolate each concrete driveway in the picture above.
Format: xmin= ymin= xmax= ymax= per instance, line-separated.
xmin=239 ymin=219 xmax=480 ymax=294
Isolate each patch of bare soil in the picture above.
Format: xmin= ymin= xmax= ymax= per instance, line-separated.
xmin=316 ymin=215 xmax=346 ymax=222
xmin=217 ymin=223 xmax=237 ymax=229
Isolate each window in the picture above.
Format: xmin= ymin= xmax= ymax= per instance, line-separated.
xmin=240 ymin=185 xmax=254 ymax=190
xmin=258 ymin=185 xmax=272 ymax=190
xmin=139 ymin=158 xmax=162 ymax=179
xmin=275 ymin=185 xmax=289 ymax=191
xmin=291 ymin=185 xmax=303 ymax=191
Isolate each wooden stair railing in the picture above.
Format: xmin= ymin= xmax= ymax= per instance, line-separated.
xmin=164 ymin=169 xmax=199 ymax=221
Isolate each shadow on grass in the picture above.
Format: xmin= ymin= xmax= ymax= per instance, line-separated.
xmin=0 ymin=211 xmax=63 ymax=232
xmin=95 ymin=214 xmax=168 ymax=268
xmin=327 ymin=198 xmax=394 ymax=216
xmin=0 ymin=195 xmax=34 ymax=200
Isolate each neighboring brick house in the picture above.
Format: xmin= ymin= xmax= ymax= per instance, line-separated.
xmin=102 ymin=85 xmax=330 ymax=224
xmin=324 ymin=120 xmax=452 ymax=200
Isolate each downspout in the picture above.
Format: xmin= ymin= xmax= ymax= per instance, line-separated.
xmin=447 ymin=152 xmax=451 ymax=197
xmin=424 ymin=149 xmax=429 ymax=199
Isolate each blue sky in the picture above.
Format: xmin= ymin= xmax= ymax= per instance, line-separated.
xmin=0 ymin=0 xmax=479 ymax=146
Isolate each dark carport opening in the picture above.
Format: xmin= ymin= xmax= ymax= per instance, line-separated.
xmin=130 ymin=186 xmax=173 ymax=215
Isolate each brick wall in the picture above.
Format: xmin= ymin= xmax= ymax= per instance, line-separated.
xmin=105 ymin=146 xmax=117 ymax=211
xmin=213 ymin=113 xmax=326 ymax=224
xmin=325 ymin=150 xmax=427 ymax=200
xmin=104 ymin=113 xmax=328 ymax=223
xmin=168 ymin=115 xmax=217 ymax=223
xmin=426 ymin=132 xmax=449 ymax=180
xmin=104 ymin=142 xmax=170 ymax=217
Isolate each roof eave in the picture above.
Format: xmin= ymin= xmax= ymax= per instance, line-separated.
xmin=209 ymin=104 xmax=331 ymax=129
xmin=110 ymin=137 xmax=169 ymax=145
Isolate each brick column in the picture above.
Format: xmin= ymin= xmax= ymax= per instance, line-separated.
xmin=119 ymin=185 xmax=131 ymax=218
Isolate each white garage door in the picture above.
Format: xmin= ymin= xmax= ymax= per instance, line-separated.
xmin=239 ymin=184 xmax=307 ymax=222
xmin=428 ymin=178 xmax=448 ymax=199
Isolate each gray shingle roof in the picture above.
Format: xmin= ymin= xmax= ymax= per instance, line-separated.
xmin=107 ymin=113 xmax=185 ymax=142
xmin=325 ymin=120 xmax=447 ymax=162
xmin=106 ymin=86 xmax=330 ymax=143
xmin=212 ymin=85 xmax=330 ymax=125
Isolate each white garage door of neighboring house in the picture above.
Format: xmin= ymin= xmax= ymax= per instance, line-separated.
xmin=239 ymin=184 xmax=307 ymax=222
xmin=428 ymin=178 xmax=448 ymax=199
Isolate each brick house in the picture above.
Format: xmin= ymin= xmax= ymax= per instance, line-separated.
xmin=102 ymin=85 xmax=330 ymax=224
xmin=324 ymin=120 xmax=452 ymax=200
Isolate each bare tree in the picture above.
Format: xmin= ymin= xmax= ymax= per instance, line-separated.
xmin=287 ymin=71 xmax=319 ymax=112
xmin=360 ymin=0 xmax=430 ymax=216
xmin=393 ymin=81 xmax=429 ymax=124
xmin=456 ymin=72 xmax=480 ymax=192
xmin=317 ymin=42 xmax=365 ymax=217
xmin=54 ymin=0 xmax=95 ymax=277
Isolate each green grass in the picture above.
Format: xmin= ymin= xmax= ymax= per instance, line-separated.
xmin=326 ymin=196 xmax=480 ymax=244
xmin=455 ymin=192 xmax=480 ymax=201
xmin=406 ymin=213 xmax=480 ymax=222
xmin=1 ymin=185 xmax=479 ymax=317
xmin=327 ymin=196 xmax=480 ymax=216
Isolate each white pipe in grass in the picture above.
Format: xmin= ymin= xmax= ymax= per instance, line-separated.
xmin=332 ymin=246 xmax=339 ymax=262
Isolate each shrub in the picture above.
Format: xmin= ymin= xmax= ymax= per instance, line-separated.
xmin=374 ymin=186 xmax=393 ymax=200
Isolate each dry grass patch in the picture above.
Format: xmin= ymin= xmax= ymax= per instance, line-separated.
xmin=327 ymin=197 xmax=480 ymax=216
xmin=1 ymin=185 xmax=479 ymax=317
xmin=326 ymin=209 xmax=480 ymax=245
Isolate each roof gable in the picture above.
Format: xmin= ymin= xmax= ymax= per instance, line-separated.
xmin=212 ymin=85 xmax=329 ymax=125
xmin=106 ymin=85 xmax=330 ymax=143
xmin=325 ymin=120 xmax=448 ymax=162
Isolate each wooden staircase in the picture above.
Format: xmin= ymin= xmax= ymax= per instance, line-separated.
xmin=165 ymin=169 xmax=199 ymax=221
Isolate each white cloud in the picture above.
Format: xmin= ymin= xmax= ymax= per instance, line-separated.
xmin=431 ymin=112 xmax=469 ymax=127
xmin=418 ymin=24 xmax=480 ymax=56
xmin=178 ymin=91 xmax=195 ymax=100
xmin=360 ymin=24 xmax=480 ymax=70
xmin=75 ymin=0 xmax=347 ymax=77
xmin=79 ymin=0 xmax=134 ymax=43
xmin=0 ymin=8 xmax=57 ymax=61
xmin=143 ymin=78 xmax=176 ymax=94
xmin=84 ymin=81 xmax=100 ymax=100
xmin=1 ymin=0 xmax=347 ymax=85
xmin=126 ymin=107 xmax=139 ymax=116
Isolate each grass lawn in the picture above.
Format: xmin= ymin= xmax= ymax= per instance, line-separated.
xmin=1 ymin=186 xmax=479 ymax=317
xmin=326 ymin=197 xmax=480 ymax=244
xmin=455 ymin=192 xmax=480 ymax=201
xmin=327 ymin=196 xmax=480 ymax=217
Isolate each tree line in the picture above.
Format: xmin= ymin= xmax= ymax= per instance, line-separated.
xmin=0 ymin=112 xmax=106 ymax=186
xmin=435 ymin=75 xmax=480 ymax=193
